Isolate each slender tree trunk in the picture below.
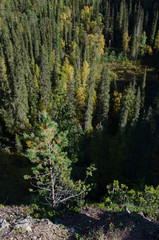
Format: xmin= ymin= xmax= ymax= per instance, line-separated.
xmin=49 ymin=158 xmax=55 ymax=208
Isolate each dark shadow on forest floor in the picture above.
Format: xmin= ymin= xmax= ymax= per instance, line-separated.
xmin=57 ymin=207 xmax=159 ymax=240
xmin=0 ymin=151 xmax=31 ymax=204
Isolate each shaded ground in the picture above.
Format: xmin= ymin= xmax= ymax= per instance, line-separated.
xmin=0 ymin=205 xmax=159 ymax=239
xmin=57 ymin=206 xmax=159 ymax=239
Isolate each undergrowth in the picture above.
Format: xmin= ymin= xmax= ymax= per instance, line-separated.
xmin=100 ymin=180 xmax=159 ymax=219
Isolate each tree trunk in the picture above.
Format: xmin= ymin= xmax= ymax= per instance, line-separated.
xmin=49 ymin=158 xmax=55 ymax=208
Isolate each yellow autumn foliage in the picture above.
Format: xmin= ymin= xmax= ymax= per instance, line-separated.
xmin=34 ymin=64 xmax=40 ymax=92
xmin=113 ymin=91 xmax=122 ymax=112
xmin=81 ymin=60 xmax=90 ymax=86
xmin=89 ymin=125 xmax=93 ymax=132
xmin=60 ymin=7 xmax=72 ymax=32
xmin=71 ymin=41 xmax=77 ymax=62
xmin=26 ymin=140 xmax=32 ymax=148
xmin=147 ymin=45 xmax=153 ymax=55
xmin=62 ymin=57 xmax=75 ymax=90
xmin=76 ymin=87 xmax=87 ymax=108
xmin=34 ymin=75 xmax=39 ymax=93
xmin=93 ymin=90 xmax=97 ymax=105
xmin=76 ymin=87 xmax=88 ymax=123
xmin=81 ymin=6 xmax=90 ymax=20
xmin=1 ymin=58 xmax=7 ymax=78
xmin=154 ymin=31 xmax=159 ymax=51
xmin=39 ymin=99 xmax=47 ymax=112
xmin=35 ymin=64 xmax=40 ymax=79
xmin=85 ymin=33 xmax=105 ymax=58
xmin=100 ymin=34 xmax=105 ymax=55
xmin=122 ymin=32 xmax=131 ymax=53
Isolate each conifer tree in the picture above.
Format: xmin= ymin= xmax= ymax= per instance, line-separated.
xmin=0 ymin=48 xmax=14 ymax=131
xmin=24 ymin=112 xmax=94 ymax=209
xmin=52 ymin=90 xmax=82 ymax=162
xmin=154 ymin=30 xmax=159 ymax=52
xmin=100 ymin=68 xmax=110 ymax=124
xmin=12 ymin=31 xmax=29 ymax=127
xmin=85 ymin=64 xmax=96 ymax=131
xmin=32 ymin=22 xmax=40 ymax=62
xmin=131 ymin=26 xmax=137 ymax=59
xmin=141 ymin=69 xmax=147 ymax=108
xmin=15 ymin=133 xmax=23 ymax=153
xmin=39 ymin=45 xmax=52 ymax=109
xmin=0 ymin=48 xmax=11 ymax=109
xmin=131 ymin=87 xmax=141 ymax=126
xmin=150 ymin=10 xmax=158 ymax=45
xmin=120 ymin=82 xmax=136 ymax=130
xmin=2 ymin=26 xmax=15 ymax=87
xmin=140 ymin=31 xmax=147 ymax=56
xmin=103 ymin=0 xmax=110 ymax=45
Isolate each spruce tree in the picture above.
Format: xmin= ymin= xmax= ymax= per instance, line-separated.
xmin=140 ymin=31 xmax=147 ymax=56
xmin=150 ymin=10 xmax=158 ymax=45
xmin=154 ymin=30 xmax=159 ymax=52
xmin=0 ymin=47 xmax=14 ymax=131
xmin=0 ymin=48 xmax=11 ymax=109
xmin=39 ymin=45 xmax=52 ymax=109
xmin=120 ymin=82 xmax=136 ymax=131
xmin=141 ymin=69 xmax=147 ymax=109
xmin=131 ymin=26 xmax=137 ymax=59
xmin=131 ymin=87 xmax=141 ymax=126
xmin=100 ymin=68 xmax=110 ymax=125
xmin=85 ymin=64 xmax=96 ymax=131
xmin=12 ymin=31 xmax=29 ymax=127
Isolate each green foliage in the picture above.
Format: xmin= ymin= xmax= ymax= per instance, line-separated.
xmin=24 ymin=112 xmax=95 ymax=209
xmin=0 ymin=0 xmax=159 ymax=206
xmin=51 ymin=90 xmax=82 ymax=162
xmin=150 ymin=10 xmax=158 ymax=45
xmin=39 ymin=46 xmax=52 ymax=109
xmin=99 ymin=50 xmax=129 ymax=63
xmin=100 ymin=67 xmax=110 ymax=123
xmin=120 ymin=81 xmax=136 ymax=130
xmin=154 ymin=30 xmax=159 ymax=51
xmin=15 ymin=134 xmax=23 ymax=153
xmin=139 ymin=31 xmax=147 ymax=56
xmin=104 ymin=180 xmax=159 ymax=217
xmin=109 ymin=222 xmax=115 ymax=232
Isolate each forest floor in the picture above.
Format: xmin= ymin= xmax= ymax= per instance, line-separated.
xmin=0 ymin=205 xmax=159 ymax=240
xmin=98 ymin=61 xmax=158 ymax=83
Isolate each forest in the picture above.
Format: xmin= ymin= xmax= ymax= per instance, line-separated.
xmin=0 ymin=0 xmax=159 ymax=207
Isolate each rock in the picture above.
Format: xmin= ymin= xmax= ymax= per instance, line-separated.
xmin=42 ymin=219 xmax=54 ymax=226
xmin=137 ymin=211 xmax=145 ymax=217
xmin=32 ymin=236 xmax=37 ymax=239
xmin=26 ymin=215 xmax=36 ymax=224
xmin=125 ymin=206 xmax=131 ymax=215
xmin=0 ymin=218 xmax=10 ymax=230
xmin=69 ymin=227 xmax=76 ymax=235
xmin=13 ymin=217 xmax=32 ymax=232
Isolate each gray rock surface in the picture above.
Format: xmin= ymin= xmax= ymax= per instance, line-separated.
xmin=0 ymin=218 xmax=10 ymax=230
xmin=12 ymin=217 xmax=32 ymax=232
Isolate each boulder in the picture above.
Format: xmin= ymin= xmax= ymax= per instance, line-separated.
xmin=12 ymin=217 xmax=32 ymax=232
xmin=0 ymin=218 xmax=10 ymax=230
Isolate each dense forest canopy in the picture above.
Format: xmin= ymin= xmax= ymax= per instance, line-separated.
xmin=0 ymin=0 xmax=159 ymax=202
